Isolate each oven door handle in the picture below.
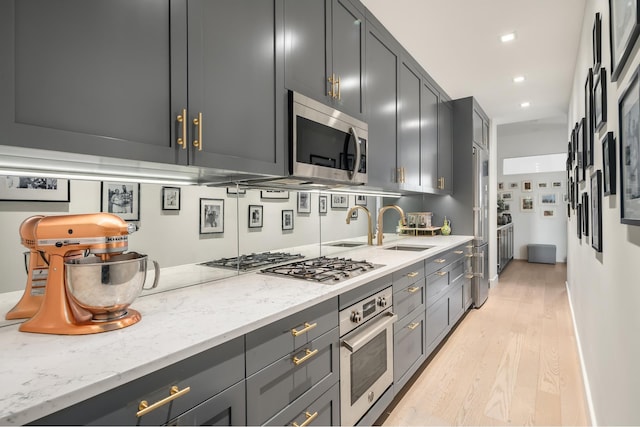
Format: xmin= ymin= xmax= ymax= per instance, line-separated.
xmin=349 ymin=126 xmax=362 ymax=180
xmin=342 ymin=311 xmax=397 ymax=353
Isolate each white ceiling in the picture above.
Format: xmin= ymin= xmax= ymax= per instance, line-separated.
xmin=360 ymin=0 xmax=587 ymax=125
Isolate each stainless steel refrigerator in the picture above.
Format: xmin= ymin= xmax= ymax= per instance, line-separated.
xmin=471 ymin=145 xmax=490 ymax=307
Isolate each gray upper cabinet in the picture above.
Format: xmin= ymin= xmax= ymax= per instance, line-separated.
xmin=284 ymin=0 xmax=365 ymax=119
xmin=473 ymin=106 xmax=490 ymax=149
xmin=420 ymin=80 xmax=439 ymax=193
xmin=437 ymin=98 xmax=453 ymax=194
xmin=397 ymin=56 xmax=422 ymax=192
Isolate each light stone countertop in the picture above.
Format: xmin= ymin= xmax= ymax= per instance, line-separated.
xmin=0 ymin=234 xmax=472 ymax=425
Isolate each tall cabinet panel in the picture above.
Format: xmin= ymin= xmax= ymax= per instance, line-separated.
xmin=398 ymin=58 xmax=422 ymax=192
xmin=420 ymin=81 xmax=439 ymax=193
xmin=437 ymin=99 xmax=453 ymax=194
xmin=0 ymin=0 xmax=186 ymax=165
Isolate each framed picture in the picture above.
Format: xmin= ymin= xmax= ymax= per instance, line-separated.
xmin=540 ymin=193 xmax=557 ymax=205
xmin=101 ymin=181 xmax=140 ymax=221
xmin=593 ymin=12 xmax=602 ymax=72
xmin=501 ymin=192 xmax=513 ymax=201
xmin=331 ymin=194 xmax=349 ymax=208
xmin=618 ymin=69 xmax=640 ymax=225
xmin=570 ymin=176 xmax=575 ymax=210
xmin=584 ymin=71 xmax=595 ymax=169
xmin=0 ymin=176 xmax=70 ymax=202
xmin=282 ymin=209 xmax=294 ymax=231
xmin=574 ymin=166 xmax=580 ymax=208
xmin=355 ymin=194 xmax=367 ymax=206
xmin=509 ymin=182 xmax=519 ymax=189
xmin=261 ymin=190 xmax=289 ymax=200
xmin=521 ymin=196 xmax=534 ymax=212
xmin=504 ymin=203 xmax=511 ymax=212
xmin=226 ymin=187 xmax=246 ymax=195
xmin=350 ymin=209 xmax=358 ymax=219
xmin=594 ymin=67 xmax=608 ymax=132
xmin=522 ymin=180 xmax=533 ymax=192
xmin=609 ymin=0 xmax=640 ymax=81
xmin=319 ymin=195 xmax=328 ymax=213
xmin=577 ymin=202 xmax=582 ymax=239
xmin=542 ymin=208 xmax=556 ymax=218
xmin=582 ymin=192 xmax=590 ymax=237
xmin=162 ymin=187 xmax=180 ymax=211
xmin=498 ymin=182 xmax=504 ymax=190
xmin=577 ymin=118 xmax=585 ymax=182
xmin=199 ymin=198 xmax=224 ymax=234
xmin=552 ymin=181 xmax=562 ymax=188
xmin=591 ymin=170 xmax=603 ymax=252
xmin=537 ymin=182 xmax=548 ymax=189
xmin=248 ymin=205 xmax=263 ymax=228
xmin=602 ymin=131 xmax=617 ymax=195
xmin=573 ymin=121 xmax=580 ymax=166
xmin=297 ymin=192 xmax=311 ymax=213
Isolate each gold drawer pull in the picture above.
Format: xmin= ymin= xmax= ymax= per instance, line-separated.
xmin=453 ymin=250 xmax=464 ymax=254
xmin=436 ymin=271 xmax=447 ymax=277
xmin=293 ymin=411 xmax=319 ymax=427
xmin=465 ymin=274 xmax=474 ymax=279
xmin=408 ymin=322 xmax=420 ymax=330
xmin=193 ymin=112 xmax=203 ymax=151
xmin=465 ymin=254 xmax=473 ymax=258
xmin=407 ymin=286 xmax=420 ymax=293
xmin=293 ymin=348 xmax=318 ymax=366
xmin=291 ymin=322 xmax=317 ymax=337
xmin=137 ymin=385 xmax=191 ymax=417
xmin=176 ymin=108 xmax=187 ymax=149
xmin=407 ymin=271 xmax=419 ymax=278
xmin=435 ymin=258 xmax=446 ymax=263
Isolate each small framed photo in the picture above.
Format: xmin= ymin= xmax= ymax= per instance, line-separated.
xmin=261 ymin=190 xmax=289 ymax=200
xmin=582 ymin=192 xmax=590 ymax=237
xmin=602 ymin=131 xmax=616 ymax=196
xmin=509 ymin=182 xmax=519 ymax=189
xmin=162 ymin=187 xmax=181 ymax=211
xmin=609 ymin=0 xmax=640 ymax=81
xmin=282 ymin=209 xmax=294 ymax=231
xmin=577 ymin=118 xmax=585 ymax=182
xmin=594 ymin=67 xmax=608 ymax=132
xmin=101 ymin=181 xmax=140 ymax=221
xmin=350 ymin=209 xmax=358 ymax=219
xmin=297 ymin=191 xmax=311 ymax=213
xmin=537 ymin=182 xmax=548 ymax=189
xmin=542 ymin=208 xmax=556 ymax=218
xmin=319 ymin=195 xmax=328 ymax=213
xmin=540 ymin=193 xmax=557 ymax=205
xmin=593 ymin=12 xmax=602 ymax=71
xmin=226 ymin=187 xmax=246 ymax=196
xmin=248 ymin=205 xmax=263 ymax=228
xmin=0 ymin=176 xmax=70 ymax=202
xmin=584 ymin=70 xmax=595 ymax=168
xmin=355 ymin=194 xmax=367 ymax=206
xmin=552 ymin=181 xmax=563 ymax=188
xmin=501 ymin=192 xmax=513 ymax=201
xmin=504 ymin=203 xmax=511 ymax=212
xmin=199 ymin=198 xmax=224 ymax=234
xmin=577 ymin=203 xmax=582 ymax=239
xmin=498 ymin=182 xmax=504 ymax=190
xmin=619 ymin=69 xmax=640 ymax=225
xmin=521 ymin=196 xmax=535 ymax=212
xmin=331 ymin=194 xmax=349 ymax=208
xmin=522 ymin=180 xmax=533 ymax=192
xmin=591 ymin=170 xmax=603 ymax=252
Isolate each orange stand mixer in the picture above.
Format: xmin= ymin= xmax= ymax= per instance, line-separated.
xmin=16 ymin=213 xmax=152 ymax=335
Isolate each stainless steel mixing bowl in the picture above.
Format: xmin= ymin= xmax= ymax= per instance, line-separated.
xmin=65 ymin=252 xmax=159 ymax=321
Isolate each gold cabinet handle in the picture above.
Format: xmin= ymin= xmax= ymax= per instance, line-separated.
xmin=407 ymin=286 xmax=420 ymax=293
xmin=437 ymin=177 xmax=444 ymax=189
xmin=465 ymin=274 xmax=474 ymax=279
xmin=293 ymin=411 xmax=319 ymax=427
xmin=402 ymin=167 xmax=406 ymax=183
xmin=291 ymin=322 xmax=317 ymax=337
xmin=435 ymin=258 xmax=446 ymax=264
xmin=192 ymin=112 xmax=203 ymax=151
xmin=453 ymin=250 xmax=464 ymax=254
xmin=336 ymin=75 xmax=341 ymax=100
xmin=465 ymin=254 xmax=473 ymax=258
xmin=292 ymin=348 xmax=318 ymax=366
xmin=176 ymin=108 xmax=187 ymax=149
xmin=137 ymin=385 xmax=191 ymax=417
xmin=408 ymin=322 xmax=420 ymax=330
xmin=328 ymin=73 xmax=336 ymax=98
xmin=436 ymin=271 xmax=447 ymax=277
xmin=407 ymin=271 xmax=419 ymax=278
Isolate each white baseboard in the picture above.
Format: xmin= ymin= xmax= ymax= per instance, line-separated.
xmin=489 ymin=274 xmax=499 ymax=287
xmin=565 ymin=281 xmax=597 ymax=426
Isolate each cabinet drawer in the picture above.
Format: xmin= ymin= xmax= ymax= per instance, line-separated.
xmin=246 ymin=327 xmax=339 ymax=426
xmin=393 ymin=277 xmax=425 ymax=320
xmin=246 ymin=297 xmax=338 ymax=376
xmin=165 ymin=380 xmax=246 ymax=426
xmin=392 ymin=261 xmax=425 ymax=290
xmin=449 ymin=259 xmax=465 ymax=283
xmin=426 ymin=296 xmax=448 ymax=350
xmin=424 ymin=243 xmax=471 ymax=276
xmin=393 ymin=311 xmax=425 ymax=391
xmin=426 ymin=270 xmax=449 ymax=307
xmin=32 ymin=337 xmax=245 ymax=426
xmin=266 ymin=381 xmax=340 ymax=426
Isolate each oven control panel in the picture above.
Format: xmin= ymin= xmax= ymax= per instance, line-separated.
xmin=339 ymin=286 xmax=393 ymax=336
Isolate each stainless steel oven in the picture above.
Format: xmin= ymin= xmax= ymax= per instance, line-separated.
xmin=290 ymin=91 xmax=368 ymax=185
xmin=339 ymin=286 xmax=396 ymax=426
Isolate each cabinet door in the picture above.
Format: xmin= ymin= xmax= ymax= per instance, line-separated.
xmin=365 ymin=21 xmax=399 ymax=190
xmin=0 ymin=0 xmax=186 ymax=165
xmin=393 ymin=310 xmax=426 ymax=392
xmin=166 ymin=381 xmax=246 ymax=426
xmin=187 ymin=0 xmax=285 ymax=176
xmin=426 ymin=295 xmax=448 ymax=355
xmin=438 ymin=99 xmax=454 ymax=194
xmin=398 ymin=58 xmax=422 ymax=191
xmin=473 ymin=109 xmax=484 ymax=146
xmin=421 ymin=80 xmax=439 ymax=193
xmin=331 ymin=0 xmax=365 ymax=118
xmin=266 ymin=382 xmax=340 ymax=426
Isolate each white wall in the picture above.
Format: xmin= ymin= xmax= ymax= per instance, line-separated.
xmin=497 ymin=119 xmax=568 ymax=261
xmin=567 ymin=0 xmax=640 ymax=424
xmin=0 ymin=182 xmax=369 ymax=293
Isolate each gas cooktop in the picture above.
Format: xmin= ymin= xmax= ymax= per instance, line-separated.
xmin=260 ymin=256 xmax=383 ymax=284
xmin=199 ymin=252 xmax=305 ymax=271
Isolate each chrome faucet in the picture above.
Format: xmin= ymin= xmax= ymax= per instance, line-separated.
xmin=376 ymin=205 xmax=407 ymax=246
xmin=345 ymin=206 xmax=373 ymax=245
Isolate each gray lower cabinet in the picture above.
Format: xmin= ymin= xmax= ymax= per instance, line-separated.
xmin=393 ymin=310 xmax=426 ymax=392
xmin=425 ymin=293 xmax=449 ymax=356
xmin=265 ymin=381 xmax=340 ymax=426
xmin=166 ymin=380 xmax=246 ymax=426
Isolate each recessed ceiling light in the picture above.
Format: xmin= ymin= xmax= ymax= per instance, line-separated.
xmin=520 ymin=101 xmax=531 ymax=108
xmin=501 ymin=32 xmax=516 ymax=43
xmin=513 ymin=75 xmax=525 ymax=83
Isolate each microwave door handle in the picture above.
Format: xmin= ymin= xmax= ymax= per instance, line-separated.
xmin=349 ymin=127 xmax=362 ymax=179
xmin=342 ymin=311 xmax=397 ymax=352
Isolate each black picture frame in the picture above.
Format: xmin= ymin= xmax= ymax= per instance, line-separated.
xmin=577 ymin=202 xmax=582 ymax=239
xmin=572 ymin=123 xmax=578 ymax=165
xmin=618 ymin=68 xmax=640 ymax=225
xmin=602 ymin=131 xmax=617 ymax=196
xmin=331 ymin=194 xmax=349 ymax=208
xmin=0 ymin=176 xmax=70 ymax=202
xmin=594 ymin=67 xmax=608 ymax=132
xmin=609 ymin=0 xmax=640 ymax=82
xmin=574 ymin=166 xmax=579 ymax=210
xmin=570 ymin=176 xmax=575 ymax=210
xmin=584 ymin=70 xmax=594 ymax=169
xmin=248 ymin=205 xmax=263 ymax=228
xmin=577 ymin=119 xmax=585 ymax=182
xmin=319 ymin=195 xmax=328 ymax=214
xmin=199 ymin=198 xmax=224 ymax=234
xmin=591 ymin=170 xmax=603 ymax=252
xmin=593 ymin=12 xmax=602 ymax=72
xmin=162 ymin=186 xmax=181 ymax=211
xmin=582 ymin=192 xmax=590 ymax=237
xmin=350 ymin=209 xmax=358 ymax=219
xmin=226 ymin=187 xmax=246 ymax=195
xmin=101 ymin=181 xmax=140 ymax=221
xmin=297 ymin=192 xmax=311 ymax=213
xmin=261 ymin=190 xmax=289 ymax=200
xmin=282 ymin=209 xmax=294 ymax=231
xmin=355 ymin=194 xmax=367 ymax=206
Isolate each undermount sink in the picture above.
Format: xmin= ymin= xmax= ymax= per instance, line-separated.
xmin=324 ymin=242 xmax=366 ymax=248
xmin=384 ymin=245 xmax=435 ymax=252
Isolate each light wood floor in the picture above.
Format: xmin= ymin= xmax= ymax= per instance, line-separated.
xmin=377 ymin=260 xmax=589 ymax=426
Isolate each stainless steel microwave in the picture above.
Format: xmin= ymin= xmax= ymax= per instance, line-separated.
xmin=289 ymin=91 xmax=368 ymax=185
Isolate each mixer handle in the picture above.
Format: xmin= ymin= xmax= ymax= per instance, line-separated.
xmin=142 ymin=260 xmax=160 ymax=290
